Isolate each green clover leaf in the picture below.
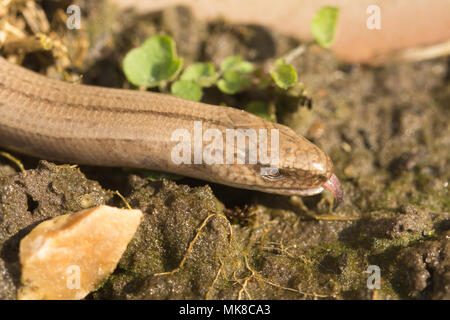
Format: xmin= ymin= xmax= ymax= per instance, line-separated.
xmin=123 ymin=35 xmax=183 ymax=88
xmin=311 ymin=6 xmax=339 ymax=48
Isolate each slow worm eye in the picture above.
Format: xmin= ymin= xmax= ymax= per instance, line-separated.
xmin=260 ymin=167 xmax=283 ymax=181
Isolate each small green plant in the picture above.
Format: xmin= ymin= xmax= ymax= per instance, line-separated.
xmin=216 ymin=56 xmax=255 ymax=94
xmin=270 ymin=58 xmax=298 ymax=90
xmin=179 ymin=62 xmax=218 ymax=86
xmin=171 ymin=80 xmax=203 ymax=101
xmin=311 ymin=6 xmax=339 ymax=48
xmin=123 ymin=35 xmax=182 ymax=87
xmin=123 ymin=35 xmax=304 ymax=108
xmin=246 ymin=101 xmax=275 ymax=122
xmin=170 ymin=62 xmax=219 ymax=100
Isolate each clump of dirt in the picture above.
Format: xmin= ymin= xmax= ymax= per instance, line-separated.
xmin=394 ymin=230 xmax=449 ymax=299
xmin=0 ymin=0 xmax=449 ymax=299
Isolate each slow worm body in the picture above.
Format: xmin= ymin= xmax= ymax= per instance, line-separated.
xmin=0 ymin=57 xmax=343 ymax=208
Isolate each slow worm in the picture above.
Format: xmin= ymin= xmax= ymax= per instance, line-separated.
xmin=0 ymin=56 xmax=343 ymax=208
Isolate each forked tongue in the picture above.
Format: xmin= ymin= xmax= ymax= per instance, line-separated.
xmin=323 ymin=173 xmax=344 ymax=211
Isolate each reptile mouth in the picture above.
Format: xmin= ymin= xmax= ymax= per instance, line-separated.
xmin=322 ymin=173 xmax=344 ymax=211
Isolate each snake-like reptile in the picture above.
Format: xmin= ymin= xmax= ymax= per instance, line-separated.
xmin=0 ymin=56 xmax=343 ymax=209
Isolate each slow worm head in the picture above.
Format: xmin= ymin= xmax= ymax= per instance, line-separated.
xmin=0 ymin=56 xmax=343 ymax=209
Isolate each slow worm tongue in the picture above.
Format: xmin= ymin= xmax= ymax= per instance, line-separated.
xmin=323 ymin=173 xmax=344 ymax=211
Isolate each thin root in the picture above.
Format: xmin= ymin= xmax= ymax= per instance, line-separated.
xmin=0 ymin=151 xmax=25 ymax=173
xmin=154 ymin=213 xmax=233 ymax=277
xmin=114 ymin=190 xmax=132 ymax=210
